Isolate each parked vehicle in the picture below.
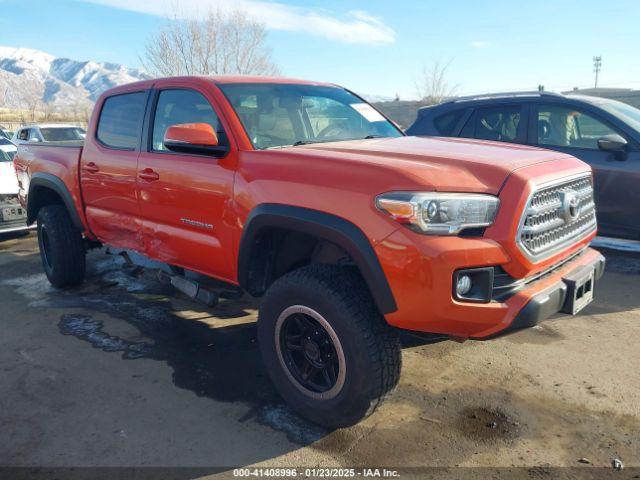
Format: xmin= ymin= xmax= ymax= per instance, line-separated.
xmin=12 ymin=124 xmax=86 ymax=145
xmin=407 ymin=91 xmax=640 ymax=240
xmin=14 ymin=77 xmax=604 ymax=428
xmin=0 ymin=137 xmax=17 ymax=158
xmin=0 ymin=127 xmax=12 ymax=140
xmin=0 ymin=148 xmax=28 ymax=233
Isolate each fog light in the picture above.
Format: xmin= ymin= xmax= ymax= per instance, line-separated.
xmin=456 ymin=274 xmax=472 ymax=296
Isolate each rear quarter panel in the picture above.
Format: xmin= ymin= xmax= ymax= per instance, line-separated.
xmin=14 ymin=143 xmax=90 ymax=233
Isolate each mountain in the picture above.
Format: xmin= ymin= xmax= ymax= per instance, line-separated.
xmin=0 ymin=46 xmax=150 ymax=111
xmin=360 ymin=93 xmax=394 ymax=103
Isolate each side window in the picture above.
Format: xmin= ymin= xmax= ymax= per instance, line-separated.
xmin=18 ymin=129 xmax=29 ymax=141
xmin=434 ymin=110 xmax=465 ymax=136
xmin=473 ymin=105 xmax=522 ymax=142
xmin=537 ymin=104 xmax=618 ymax=150
xmin=96 ymin=92 xmax=146 ymax=149
xmin=28 ymin=129 xmax=40 ymax=141
xmin=151 ymin=89 xmax=226 ymax=152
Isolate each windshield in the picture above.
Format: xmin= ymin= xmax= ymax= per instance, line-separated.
xmin=40 ymin=127 xmax=85 ymax=142
xmin=0 ymin=149 xmax=14 ymax=162
xmin=599 ymin=100 xmax=640 ymax=133
xmin=0 ymin=137 xmax=15 ymax=147
xmin=218 ymin=83 xmax=402 ymax=149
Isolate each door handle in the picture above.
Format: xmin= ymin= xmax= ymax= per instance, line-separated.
xmin=139 ymin=168 xmax=160 ymax=181
xmin=83 ymin=162 xmax=99 ymax=174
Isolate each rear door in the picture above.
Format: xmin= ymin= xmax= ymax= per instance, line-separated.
xmin=80 ymin=90 xmax=149 ymax=249
xmin=136 ymin=84 xmax=236 ymax=282
xmin=461 ymin=103 xmax=528 ymax=144
xmin=531 ymin=103 xmax=640 ymax=238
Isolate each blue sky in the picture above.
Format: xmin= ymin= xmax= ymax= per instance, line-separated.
xmin=1 ymin=0 xmax=640 ymax=99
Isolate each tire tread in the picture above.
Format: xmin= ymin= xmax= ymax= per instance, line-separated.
xmin=37 ymin=205 xmax=86 ymax=288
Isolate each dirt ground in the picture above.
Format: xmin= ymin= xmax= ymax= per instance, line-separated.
xmin=0 ymin=233 xmax=638 ymax=479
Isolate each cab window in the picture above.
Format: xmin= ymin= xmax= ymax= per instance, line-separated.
xmin=96 ymin=92 xmax=146 ymax=150
xmin=18 ymin=129 xmax=29 ymax=141
xmin=151 ymin=89 xmax=226 ymax=152
xmin=537 ymin=104 xmax=619 ymax=150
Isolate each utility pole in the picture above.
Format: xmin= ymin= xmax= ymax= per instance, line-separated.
xmin=593 ymin=56 xmax=602 ymax=88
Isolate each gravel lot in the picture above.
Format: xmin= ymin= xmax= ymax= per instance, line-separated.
xmin=0 ymin=234 xmax=638 ymax=479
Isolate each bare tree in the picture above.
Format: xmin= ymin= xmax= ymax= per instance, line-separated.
xmin=141 ymin=7 xmax=279 ymax=77
xmin=416 ymin=60 xmax=459 ymax=104
xmin=41 ymin=101 xmax=55 ymax=122
xmin=26 ymin=97 xmax=42 ymax=122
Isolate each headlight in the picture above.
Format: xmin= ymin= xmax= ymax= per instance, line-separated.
xmin=376 ymin=192 xmax=499 ymax=235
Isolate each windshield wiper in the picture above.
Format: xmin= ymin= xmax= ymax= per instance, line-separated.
xmin=292 ymin=140 xmax=317 ymax=146
xmin=363 ymin=134 xmax=386 ymax=139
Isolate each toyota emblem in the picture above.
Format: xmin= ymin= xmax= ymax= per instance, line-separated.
xmin=560 ymin=191 xmax=581 ymax=222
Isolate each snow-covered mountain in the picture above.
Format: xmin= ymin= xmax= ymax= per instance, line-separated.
xmin=0 ymin=46 xmax=150 ymax=110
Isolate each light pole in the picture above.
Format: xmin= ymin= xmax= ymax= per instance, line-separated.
xmin=593 ymin=56 xmax=602 ymax=88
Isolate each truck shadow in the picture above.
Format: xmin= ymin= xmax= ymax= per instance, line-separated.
xmin=51 ymin=253 xmax=454 ymax=446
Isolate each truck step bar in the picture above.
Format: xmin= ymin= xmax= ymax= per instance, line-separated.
xmin=106 ymin=247 xmax=223 ymax=307
xmin=167 ymin=273 xmax=219 ymax=307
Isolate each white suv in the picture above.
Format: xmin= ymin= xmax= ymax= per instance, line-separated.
xmin=12 ymin=124 xmax=86 ymax=145
xmin=0 ymin=148 xmax=28 ymax=234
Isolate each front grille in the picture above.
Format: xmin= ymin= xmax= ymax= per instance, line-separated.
xmin=518 ymin=174 xmax=596 ymax=260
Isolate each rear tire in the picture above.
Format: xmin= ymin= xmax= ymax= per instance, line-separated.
xmin=37 ymin=205 xmax=86 ymax=288
xmin=258 ymin=264 xmax=401 ymax=428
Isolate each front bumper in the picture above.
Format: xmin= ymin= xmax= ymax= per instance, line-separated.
xmin=376 ymin=226 xmax=602 ymax=338
xmin=494 ymin=251 xmax=605 ymax=337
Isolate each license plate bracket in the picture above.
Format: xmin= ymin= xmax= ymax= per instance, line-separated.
xmin=561 ymin=266 xmax=595 ymax=315
xmin=1 ymin=205 xmax=26 ymax=222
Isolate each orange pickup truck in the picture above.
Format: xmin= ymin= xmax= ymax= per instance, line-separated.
xmin=14 ymin=76 xmax=604 ymax=427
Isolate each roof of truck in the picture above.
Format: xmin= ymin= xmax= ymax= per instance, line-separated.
xmin=100 ymin=75 xmax=339 ymax=97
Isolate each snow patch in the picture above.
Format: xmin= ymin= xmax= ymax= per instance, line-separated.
xmin=1 ymin=273 xmax=53 ymax=306
xmin=259 ymin=404 xmax=326 ymax=445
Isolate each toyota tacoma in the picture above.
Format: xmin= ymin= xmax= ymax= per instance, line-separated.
xmin=13 ymin=76 xmax=605 ymax=428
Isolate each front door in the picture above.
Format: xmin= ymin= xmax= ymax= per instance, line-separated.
xmin=80 ymin=90 xmax=148 ymax=250
xmin=533 ymin=103 xmax=640 ymax=238
xmin=136 ymin=85 xmax=236 ymax=282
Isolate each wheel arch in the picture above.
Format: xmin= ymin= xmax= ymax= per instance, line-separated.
xmin=27 ymin=173 xmax=83 ymax=230
xmin=238 ymin=204 xmax=397 ymax=315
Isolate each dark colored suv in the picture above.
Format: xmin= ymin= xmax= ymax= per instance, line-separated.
xmin=407 ymin=92 xmax=640 ymax=240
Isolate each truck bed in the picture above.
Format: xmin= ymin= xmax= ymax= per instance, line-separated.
xmin=13 ymin=141 xmax=85 ymax=228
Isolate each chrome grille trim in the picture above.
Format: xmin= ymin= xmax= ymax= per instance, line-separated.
xmin=517 ymin=173 xmax=597 ymax=261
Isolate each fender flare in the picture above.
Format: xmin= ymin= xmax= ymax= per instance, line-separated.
xmin=238 ymin=204 xmax=397 ymax=314
xmin=27 ymin=172 xmax=84 ymax=230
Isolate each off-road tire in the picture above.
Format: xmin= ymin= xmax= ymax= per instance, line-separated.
xmin=258 ymin=264 xmax=401 ymax=428
xmin=37 ymin=205 xmax=86 ymax=288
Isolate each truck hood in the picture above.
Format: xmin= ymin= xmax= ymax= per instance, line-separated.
xmin=0 ymin=161 xmax=18 ymax=195
xmin=294 ymin=136 xmax=572 ymax=194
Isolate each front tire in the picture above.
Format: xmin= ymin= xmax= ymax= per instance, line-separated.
xmin=258 ymin=265 xmax=401 ymax=428
xmin=37 ymin=205 xmax=86 ymax=288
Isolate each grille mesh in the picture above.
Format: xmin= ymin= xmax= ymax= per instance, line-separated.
xmin=518 ymin=175 xmax=596 ymax=259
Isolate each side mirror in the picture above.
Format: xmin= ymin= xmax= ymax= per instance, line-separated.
xmin=597 ymin=134 xmax=627 ymax=156
xmin=163 ymin=123 xmax=225 ymax=156
xmin=28 ymin=137 xmax=40 ymax=143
